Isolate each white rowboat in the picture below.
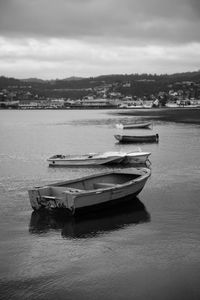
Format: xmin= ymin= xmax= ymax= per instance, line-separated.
xmin=47 ymin=152 xmax=124 ymax=166
xmin=47 ymin=150 xmax=151 ymax=166
xmin=116 ymin=122 xmax=152 ymax=129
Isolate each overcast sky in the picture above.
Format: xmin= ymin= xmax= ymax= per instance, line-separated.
xmin=0 ymin=0 xmax=200 ymax=79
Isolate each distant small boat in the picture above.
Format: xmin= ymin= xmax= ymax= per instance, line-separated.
xmin=115 ymin=134 xmax=159 ymax=143
xmin=116 ymin=121 xmax=152 ymax=129
xmin=28 ymin=167 xmax=151 ymax=214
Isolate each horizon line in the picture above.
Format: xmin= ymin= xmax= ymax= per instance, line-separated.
xmin=0 ymin=69 xmax=200 ymax=81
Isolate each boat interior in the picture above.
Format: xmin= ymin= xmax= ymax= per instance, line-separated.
xmin=38 ymin=173 xmax=141 ymax=197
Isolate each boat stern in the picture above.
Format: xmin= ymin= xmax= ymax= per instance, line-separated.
xmin=28 ymin=188 xmax=44 ymax=210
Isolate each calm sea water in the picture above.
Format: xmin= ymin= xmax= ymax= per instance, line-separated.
xmin=0 ymin=109 xmax=200 ymax=300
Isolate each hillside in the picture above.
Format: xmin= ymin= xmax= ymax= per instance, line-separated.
xmin=0 ymin=71 xmax=200 ymax=99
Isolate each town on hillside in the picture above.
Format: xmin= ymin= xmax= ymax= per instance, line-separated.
xmin=0 ymin=72 xmax=200 ymax=109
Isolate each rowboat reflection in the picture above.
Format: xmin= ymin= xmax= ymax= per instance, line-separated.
xmin=29 ymin=197 xmax=150 ymax=239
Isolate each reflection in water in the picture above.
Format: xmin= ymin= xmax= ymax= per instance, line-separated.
xmin=29 ymin=197 xmax=150 ymax=239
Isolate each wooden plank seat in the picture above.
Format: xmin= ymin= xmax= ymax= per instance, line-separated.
xmin=93 ymin=182 xmax=118 ymax=189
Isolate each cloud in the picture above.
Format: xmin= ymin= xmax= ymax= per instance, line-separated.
xmin=0 ymin=0 xmax=199 ymax=78
xmin=0 ymin=0 xmax=200 ymax=45
xmin=0 ymin=37 xmax=199 ymax=79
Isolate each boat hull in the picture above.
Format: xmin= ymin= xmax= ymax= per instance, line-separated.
xmin=116 ymin=122 xmax=152 ymax=129
xmin=28 ymin=168 xmax=151 ymax=214
xmin=48 ymin=155 xmax=123 ymax=166
xmin=114 ymin=134 xmax=159 ymax=143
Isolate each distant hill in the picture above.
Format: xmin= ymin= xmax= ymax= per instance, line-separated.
xmin=0 ymin=76 xmax=22 ymax=88
xmin=1 ymin=71 xmax=200 ymax=87
xmin=1 ymin=71 xmax=200 ymax=98
xmin=63 ymin=76 xmax=84 ymax=81
xmin=21 ymin=78 xmax=46 ymax=83
xmin=21 ymin=76 xmax=84 ymax=83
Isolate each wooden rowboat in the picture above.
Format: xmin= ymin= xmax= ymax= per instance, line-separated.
xmin=114 ymin=134 xmax=159 ymax=143
xmin=116 ymin=122 xmax=152 ymax=129
xmin=28 ymin=168 xmax=151 ymax=215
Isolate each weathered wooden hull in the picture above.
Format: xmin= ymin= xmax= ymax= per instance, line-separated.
xmin=114 ymin=134 xmax=159 ymax=143
xmin=28 ymin=168 xmax=151 ymax=215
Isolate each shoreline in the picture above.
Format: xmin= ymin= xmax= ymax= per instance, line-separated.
xmin=113 ymin=107 xmax=200 ymax=124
